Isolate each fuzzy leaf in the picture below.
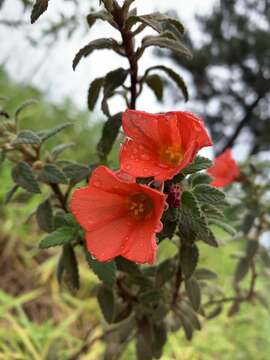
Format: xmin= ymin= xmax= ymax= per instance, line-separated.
xmin=97 ymin=284 xmax=115 ymax=323
xmin=39 ymin=226 xmax=75 ymax=249
xmin=144 ymin=65 xmax=188 ymax=101
xmin=185 ymin=277 xmax=201 ymax=311
xmin=97 ymin=112 xmax=122 ymax=160
xmin=84 ymin=249 xmax=116 ymax=287
xmin=31 ymin=0 xmax=49 ymax=24
xmin=87 ymin=77 xmax=104 ymax=110
xmin=182 ymin=156 xmax=213 ymax=175
xmin=41 ymin=122 xmax=72 ymax=142
xmin=36 ymin=199 xmax=53 ymax=233
xmin=38 ymin=164 xmax=67 ymax=184
xmin=12 ymin=161 xmax=41 ymax=193
xmin=141 ymin=35 xmax=191 ymax=58
xmin=73 ymin=38 xmax=121 ymax=70
xmin=193 ymin=184 xmax=225 ymax=205
xmin=63 ymin=163 xmax=91 ymax=183
xmin=13 ymin=130 xmax=41 ymax=146
xmin=145 ymin=74 xmax=164 ymax=101
xmin=57 ymin=244 xmax=80 ymax=292
xmin=180 ymin=244 xmax=199 ymax=279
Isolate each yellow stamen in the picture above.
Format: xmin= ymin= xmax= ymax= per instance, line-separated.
xmin=159 ymin=144 xmax=183 ymax=167
xmin=128 ymin=193 xmax=153 ymax=220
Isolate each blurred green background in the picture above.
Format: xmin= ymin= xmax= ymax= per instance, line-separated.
xmin=1 ymin=68 xmax=269 ymax=360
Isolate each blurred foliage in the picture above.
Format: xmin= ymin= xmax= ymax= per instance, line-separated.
xmin=164 ymin=0 xmax=270 ymax=155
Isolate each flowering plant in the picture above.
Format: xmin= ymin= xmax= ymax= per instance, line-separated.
xmin=1 ymin=1 xmax=269 ymax=359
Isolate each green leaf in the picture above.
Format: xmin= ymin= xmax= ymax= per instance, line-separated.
xmin=39 ymin=226 xmax=75 ymax=249
xmin=176 ymin=311 xmax=193 ymax=340
xmin=246 ymin=240 xmax=259 ymax=260
xmin=181 ymin=191 xmax=201 ymax=218
xmin=190 ymin=173 xmax=212 ymax=187
xmin=63 ymin=163 xmax=90 ymax=183
xmin=101 ymin=68 xmax=128 ymax=116
xmin=84 ymin=249 xmax=116 ymax=287
xmin=127 ymin=12 xmax=184 ymax=35
xmin=41 ymin=122 xmax=72 ymax=142
xmin=97 ymin=112 xmax=122 ymax=160
xmin=182 ymin=156 xmax=213 ymax=175
xmin=139 ymin=289 xmax=160 ymax=304
xmin=73 ymin=38 xmax=122 ymax=70
xmin=38 ymin=164 xmax=67 ymax=184
xmin=195 ymin=268 xmax=217 ymax=280
xmin=57 ymin=244 xmax=80 ymax=293
xmin=234 ymin=258 xmax=249 ymax=283
xmin=115 ymin=256 xmax=141 ymax=276
xmin=12 ymin=161 xmax=41 ymax=193
xmin=185 ymin=277 xmax=201 ymax=312
xmin=193 ymin=184 xmax=225 ymax=204
xmin=87 ymin=10 xmax=116 ymax=28
xmin=51 ymin=143 xmax=74 ymax=159
xmin=136 ymin=318 xmax=153 ymax=360
xmin=209 ymin=219 xmax=236 ymax=236
xmin=141 ymin=34 xmax=191 ymax=58
xmin=31 ymin=0 xmax=48 ymax=23
xmin=97 ymin=284 xmax=115 ymax=323
xmin=87 ymin=77 xmax=104 ymax=111
xmin=156 ymin=259 xmax=175 ymax=286
xmin=152 ymin=321 xmax=167 ymax=359
xmin=4 ymin=185 xmax=19 ymax=204
xmin=144 ymin=65 xmax=188 ymax=101
xmin=145 ymin=74 xmax=164 ymax=101
xmin=13 ymin=130 xmax=41 ymax=146
xmin=180 ymin=244 xmax=199 ymax=279
xmin=36 ymin=199 xmax=53 ymax=233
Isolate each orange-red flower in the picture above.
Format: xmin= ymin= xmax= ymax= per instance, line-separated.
xmin=120 ymin=110 xmax=212 ymax=181
xmin=70 ymin=166 xmax=166 ymax=264
xmin=208 ymin=149 xmax=240 ymax=187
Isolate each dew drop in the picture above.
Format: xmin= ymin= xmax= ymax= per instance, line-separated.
xmin=125 ymin=164 xmax=131 ymax=170
xmin=93 ymin=180 xmax=101 ymax=187
xmin=141 ymin=154 xmax=150 ymax=161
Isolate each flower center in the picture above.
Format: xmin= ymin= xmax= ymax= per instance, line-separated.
xmin=128 ymin=193 xmax=153 ymax=220
xmin=160 ymin=145 xmax=183 ymax=167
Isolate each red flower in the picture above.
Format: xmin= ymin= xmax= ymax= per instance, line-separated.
xmin=120 ymin=110 xmax=212 ymax=181
xmin=208 ymin=149 xmax=240 ymax=187
xmin=70 ymin=166 xmax=166 ymax=264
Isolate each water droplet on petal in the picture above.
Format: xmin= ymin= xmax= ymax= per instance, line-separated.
xmin=141 ymin=154 xmax=150 ymax=161
xmin=93 ymin=180 xmax=101 ymax=187
xmin=125 ymin=164 xmax=131 ymax=170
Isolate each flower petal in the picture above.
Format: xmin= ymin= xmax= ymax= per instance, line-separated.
xmin=85 ymin=215 xmax=134 ymax=262
xmin=70 ymin=186 xmax=127 ymax=231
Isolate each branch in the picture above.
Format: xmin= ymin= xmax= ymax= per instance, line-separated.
xmin=218 ymin=94 xmax=263 ymax=155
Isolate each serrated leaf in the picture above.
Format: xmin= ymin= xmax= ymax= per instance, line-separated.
xmin=145 ymin=74 xmax=163 ymax=101
xmin=180 ymin=244 xmax=199 ymax=279
xmin=36 ymin=199 xmax=53 ymax=232
xmin=57 ymin=244 xmax=80 ymax=292
xmin=193 ymin=184 xmax=225 ymax=204
xmin=178 ymin=301 xmax=201 ymax=330
xmin=182 ymin=156 xmax=213 ymax=175
xmin=190 ymin=173 xmax=212 ymax=187
xmin=13 ymin=130 xmax=41 ymax=146
xmin=97 ymin=112 xmax=122 ymax=160
xmin=31 ymin=0 xmax=48 ymax=23
xmin=38 ymin=164 xmax=67 ymax=184
xmin=176 ymin=311 xmax=193 ymax=340
xmin=181 ymin=191 xmax=201 ymax=218
xmin=73 ymin=38 xmax=122 ymax=70
xmin=63 ymin=163 xmax=90 ymax=183
xmin=41 ymin=122 xmax=72 ymax=142
xmin=185 ymin=277 xmax=201 ymax=311
xmin=209 ymin=219 xmax=236 ymax=236
xmin=156 ymin=259 xmax=175 ymax=286
xmin=115 ymin=256 xmax=141 ymax=275
xmin=12 ymin=161 xmax=41 ymax=193
xmin=14 ymin=99 xmax=38 ymax=123
xmin=97 ymin=284 xmax=115 ymax=323
xmin=144 ymin=65 xmax=188 ymax=101
xmin=141 ymin=34 xmax=191 ymax=58
xmin=87 ymin=77 xmax=104 ymax=110
xmin=84 ymin=249 xmax=116 ymax=287
xmin=39 ymin=226 xmax=75 ymax=249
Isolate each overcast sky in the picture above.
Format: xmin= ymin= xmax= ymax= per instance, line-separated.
xmin=0 ymin=0 xmax=217 ymax=110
